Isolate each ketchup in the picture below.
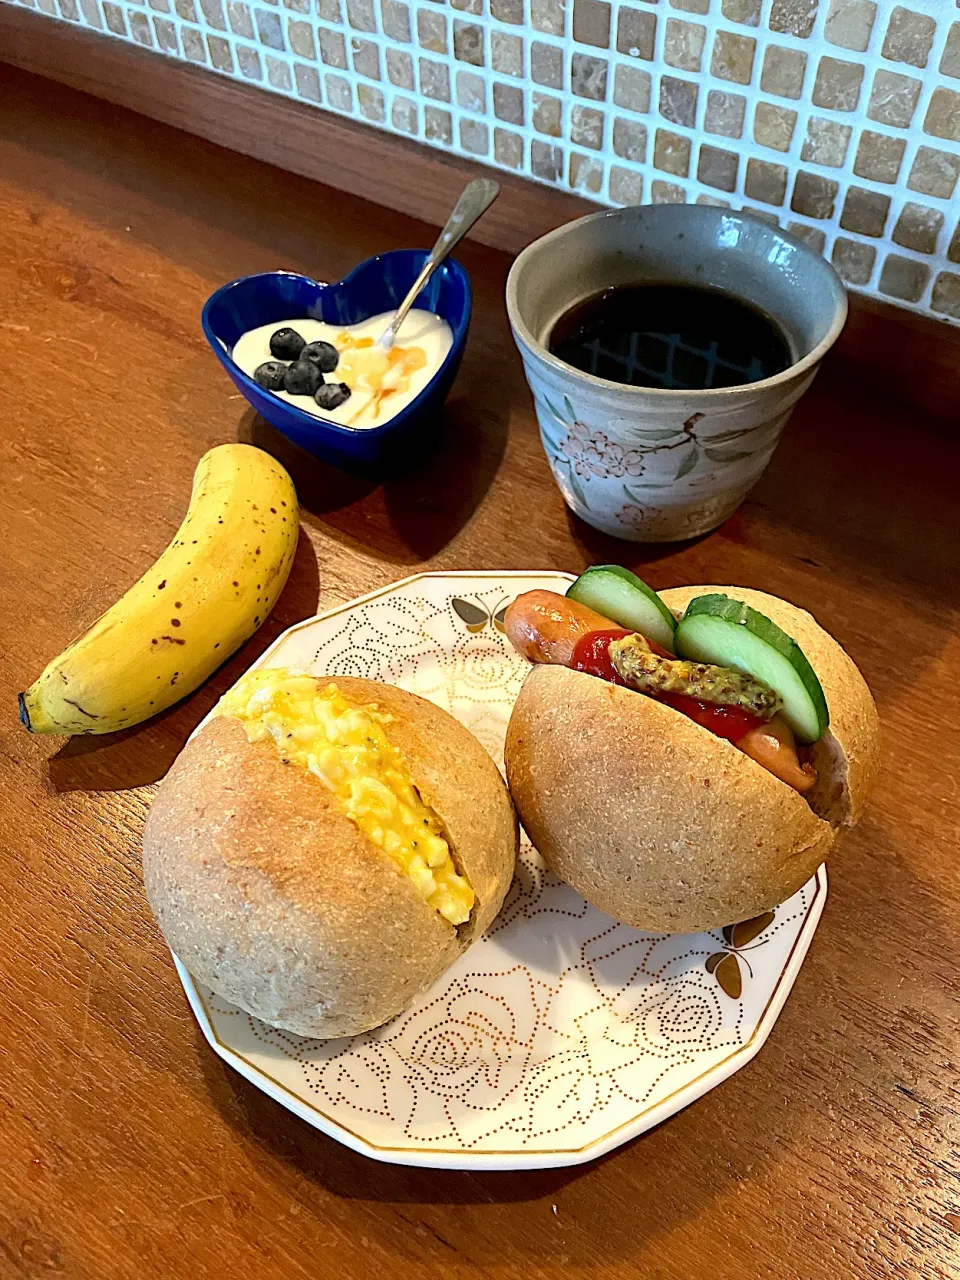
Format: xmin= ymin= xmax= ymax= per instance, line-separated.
xmin=568 ymin=630 xmax=764 ymax=744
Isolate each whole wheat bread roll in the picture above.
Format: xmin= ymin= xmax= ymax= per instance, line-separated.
xmin=504 ymin=587 xmax=879 ymax=933
xmin=143 ymin=677 xmax=518 ymax=1038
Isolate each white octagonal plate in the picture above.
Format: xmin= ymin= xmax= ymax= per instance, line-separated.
xmin=175 ymin=571 xmax=826 ymax=1170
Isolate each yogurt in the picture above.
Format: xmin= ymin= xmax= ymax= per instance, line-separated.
xmin=232 ymin=309 xmax=453 ymax=429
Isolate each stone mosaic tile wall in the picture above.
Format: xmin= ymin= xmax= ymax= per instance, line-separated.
xmin=6 ymin=0 xmax=960 ymax=322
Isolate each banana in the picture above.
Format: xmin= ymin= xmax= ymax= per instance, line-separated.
xmin=19 ymin=443 xmax=299 ymax=736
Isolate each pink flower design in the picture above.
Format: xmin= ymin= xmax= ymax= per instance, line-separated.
xmin=616 ymin=503 xmax=646 ymax=526
xmin=560 ymin=422 xmax=645 ymax=480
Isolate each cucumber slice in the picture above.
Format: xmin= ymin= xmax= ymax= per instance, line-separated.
xmin=567 ymin=565 xmax=677 ymax=652
xmin=674 ymin=594 xmax=828 ymax=743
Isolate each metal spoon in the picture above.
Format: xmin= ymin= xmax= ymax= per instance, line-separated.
xmin=378 ymin=178 xmax=500 ymax=348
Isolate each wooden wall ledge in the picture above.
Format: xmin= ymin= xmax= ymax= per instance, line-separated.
xmin=2 ymin=4 xmax=958 ymax=422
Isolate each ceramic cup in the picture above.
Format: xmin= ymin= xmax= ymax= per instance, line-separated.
xmin=506 ymin=205 xmax=847 ymax=542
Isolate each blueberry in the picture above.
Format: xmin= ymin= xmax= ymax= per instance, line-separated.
xmin=269 ymin=327 xmax=306 ymax=361
xmin=253 ymin=361 xmax=288 ymax=391
xmin=283 ymin=360 xmax=323 ymax=396
xmin=300 ymin=340 xmax=339 ymax=373
xmin=315 ymin=382 xmax=351 ymax=411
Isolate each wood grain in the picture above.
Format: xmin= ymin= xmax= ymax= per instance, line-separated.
xmin=1 ymin=62 xmax=959 ymax=1280
xmin=3 ymin=4 xmax=960 ymax=421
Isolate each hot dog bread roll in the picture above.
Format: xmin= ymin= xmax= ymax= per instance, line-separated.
xmin=505 ymin=586 xmax=879 ymax=933
xmin=144 ymin=672 xmax=518 ymax=1038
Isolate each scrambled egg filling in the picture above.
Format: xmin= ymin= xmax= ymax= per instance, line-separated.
xmin=217 ymin=668 xmax=474 ymax=926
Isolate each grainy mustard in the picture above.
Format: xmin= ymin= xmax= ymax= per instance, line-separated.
xmin=217 ymin=669 xmax=474 ymax=925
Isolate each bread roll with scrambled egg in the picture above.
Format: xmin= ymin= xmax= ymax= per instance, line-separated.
xmin=143 ymin=671 xmax=518 ymax=1038
xmin=505 ymin=588 xmax=878 ymax=934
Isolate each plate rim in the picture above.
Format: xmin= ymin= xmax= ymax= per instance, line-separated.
xmin=173 ymin=569 xmax=829 ymax=1171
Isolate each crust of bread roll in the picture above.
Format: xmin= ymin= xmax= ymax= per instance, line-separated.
xmin=143 ymin=677 xmax=518 ymax=1038
xmin=504 ymin=587 xmax=879 ymax=934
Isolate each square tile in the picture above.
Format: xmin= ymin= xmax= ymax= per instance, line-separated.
xmin=651 ymin=179 xmax=686 ymax=203
xmin=791 ymin=171 xmax=838 ymax=218
xmin=769 ymin=0 xmax=818 ymax=39
xmin=175 ymin=0 xmax=197 ymax=21
xmin=839 ymin=186 xmax=890 ymax=237
xmin=317 ymin=0 xmax=341 ymax=19
xmin=760 ymin=46 xmax=807 ymax=99
xmin=417 ymin=8 xmax=447 ymax=52
xmin=659 ymin=75 xmax=698 ymax=126
xmin=570 ymin=153 xmax=604 ymax=193
xmin=573 ymin=0 xmax=611 ymax=48
xmin=531 ymin=41 xmax=563 ymax=87
xmin=745 ymin=157 xmax=787 ymax=205
xmin=711 ymin=30 xmax=755 ymax=84
xmin=353 ymin=38 xmax=380 ymax=77
xmin=452 ymin=0 xmax=481 ymax=11
xmin=294 ymin=61 xmax=321 ymax=96
xmin=613 ymin=116 xmax=647 ymax=161
xmin=572 ymin=104 xmax=605 ymax=148
xmin=924 ymin=88 xmax=960 ymax=142
xmin=609 ymin=165 xmax=644 ymax=204
xmin=906 ymin=147 xmax=960 ymax=200
xmin=531 ymin=0 xmax=564 ymax=35
xmin=255 ymin=7 xmax=283 ymax=44
xmin=571 ymin=52 xmax=608 ymax=99
xmin=319 ymin=26 xmax=347 ymax=64
xmin=787 ymin=223 xmax=825 ymax=252
xmin=267 ymin=54 xmax=292 ymax=87
xmin=892 ymin=202 xmax=943 ymax=254
xmin=200 ymin=0 xmax=226 ymax=30
xmin=949 ymin=224 xmax=960 ymax=266
xmin=721 ymin=0 xmax=760 ymax=26
xmin=669 ymin=0 xmax=708 ymax=12
xmin=941 ymin=23 xmax=960 ymax=79
xmin=491 ymin=0 xmax=523 ymax=21
xmin=665 ymin=18 xmax=705 ymax=72
xmin=288 ymin=18 xmax=314 ymax=54
xmin=392 ymin=96 xmax=418 ymax=133
xmin=179 ymin=24 xmax=205 ymax=56
xmin=346 ymin=0 xmax=375 ymax=29
xmin=227 ymin=2 xmax=253 ymax=37
xmin=698 ymin=194 xmax=733 ymax=208
xmin=453 ymin=19 xmax=483 ymax=63
xmin=931 ymin=272 xmax=960 ymax=319
xmin=424 ymin=104 xmax=453 ymax=141
xmin=852 ymin=130 xmax=905 ymax=183
xmin=492 ymin=30 xmax=524 ymax=76
xmin=460 ymin=118 xmax=489 ymax=154
xmin=880 ymin=5 xmax=935 ymax=69
xmin=494 ymin=128 xmax=524 ymax=167
xmin=867 ymin=68 xmax=920 ymax=126
xmin=155 ymin=16 xmax=181 ymax=48
xmin=705 ymin=90 xmax=746 ymax=138
xmin=698 ymin=143 xmax=738 ymax=191
xmin=381 ymin=0 xmax=411 ymax=41
xmin=131 ymin=10 xmax=156 ymax=42
xmin=812 ymin=55 xmax=863 ymax=111
xmin=419 ymin=56 xmax=449 ymax=97
xmin=832 ymin=237 xmax=876 ymax=284
xmin=386 ymin=47 xmax=414 ymax=85
xmin=654 ymin=128 xmax=691 ymax=176
xmin=800 ymin=115 xmax=850 ymax=165
xmin=617 ymin=6 xmax=656 ymax=59
xmin=878 ymin=254 xmax=929 ymax=302
xmin=325 ymin=73 xmax=352 ymax=110
xmin=754 ymin=101 xmax=797 ymax=151
xmin=824 ymin=0 xmax=875 ymax=52
xmin=614 ymin=64 xmax=652 ymax=112
xmin=457 ymin=68 xmax=486 ymax=110
xmin=493 ymin=81 xmax=525 ymax=123
xmin=533 ymin=91 xmax=562 ymax=135
xmin=358 ymin=82 xmax=385 ymax=119
xmin=531 ymin=139 xmax=563 ymax=181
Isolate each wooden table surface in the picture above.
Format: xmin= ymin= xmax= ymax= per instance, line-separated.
xmin=1 ymin=65 xmax=958 ymax=1280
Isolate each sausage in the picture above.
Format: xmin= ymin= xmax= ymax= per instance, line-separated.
xmin=738 ymin=716 xmax=816 ymax=794
xmin=503 ymin=590 xmax=616 ymax=667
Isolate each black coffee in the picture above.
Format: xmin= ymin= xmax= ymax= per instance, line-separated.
xmin=547 ymin=282 xmax=792 ymax=391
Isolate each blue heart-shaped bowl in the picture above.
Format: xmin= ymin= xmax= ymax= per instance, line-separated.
xmin=201 ymin=249 xmax=472 ymax=470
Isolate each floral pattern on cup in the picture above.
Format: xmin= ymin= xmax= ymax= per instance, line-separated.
xmin=536 ymin=390 xmax=786 ymax=542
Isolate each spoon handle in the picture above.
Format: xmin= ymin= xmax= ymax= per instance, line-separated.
xmin=384 ymin=179 xmax=500 ymax=343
